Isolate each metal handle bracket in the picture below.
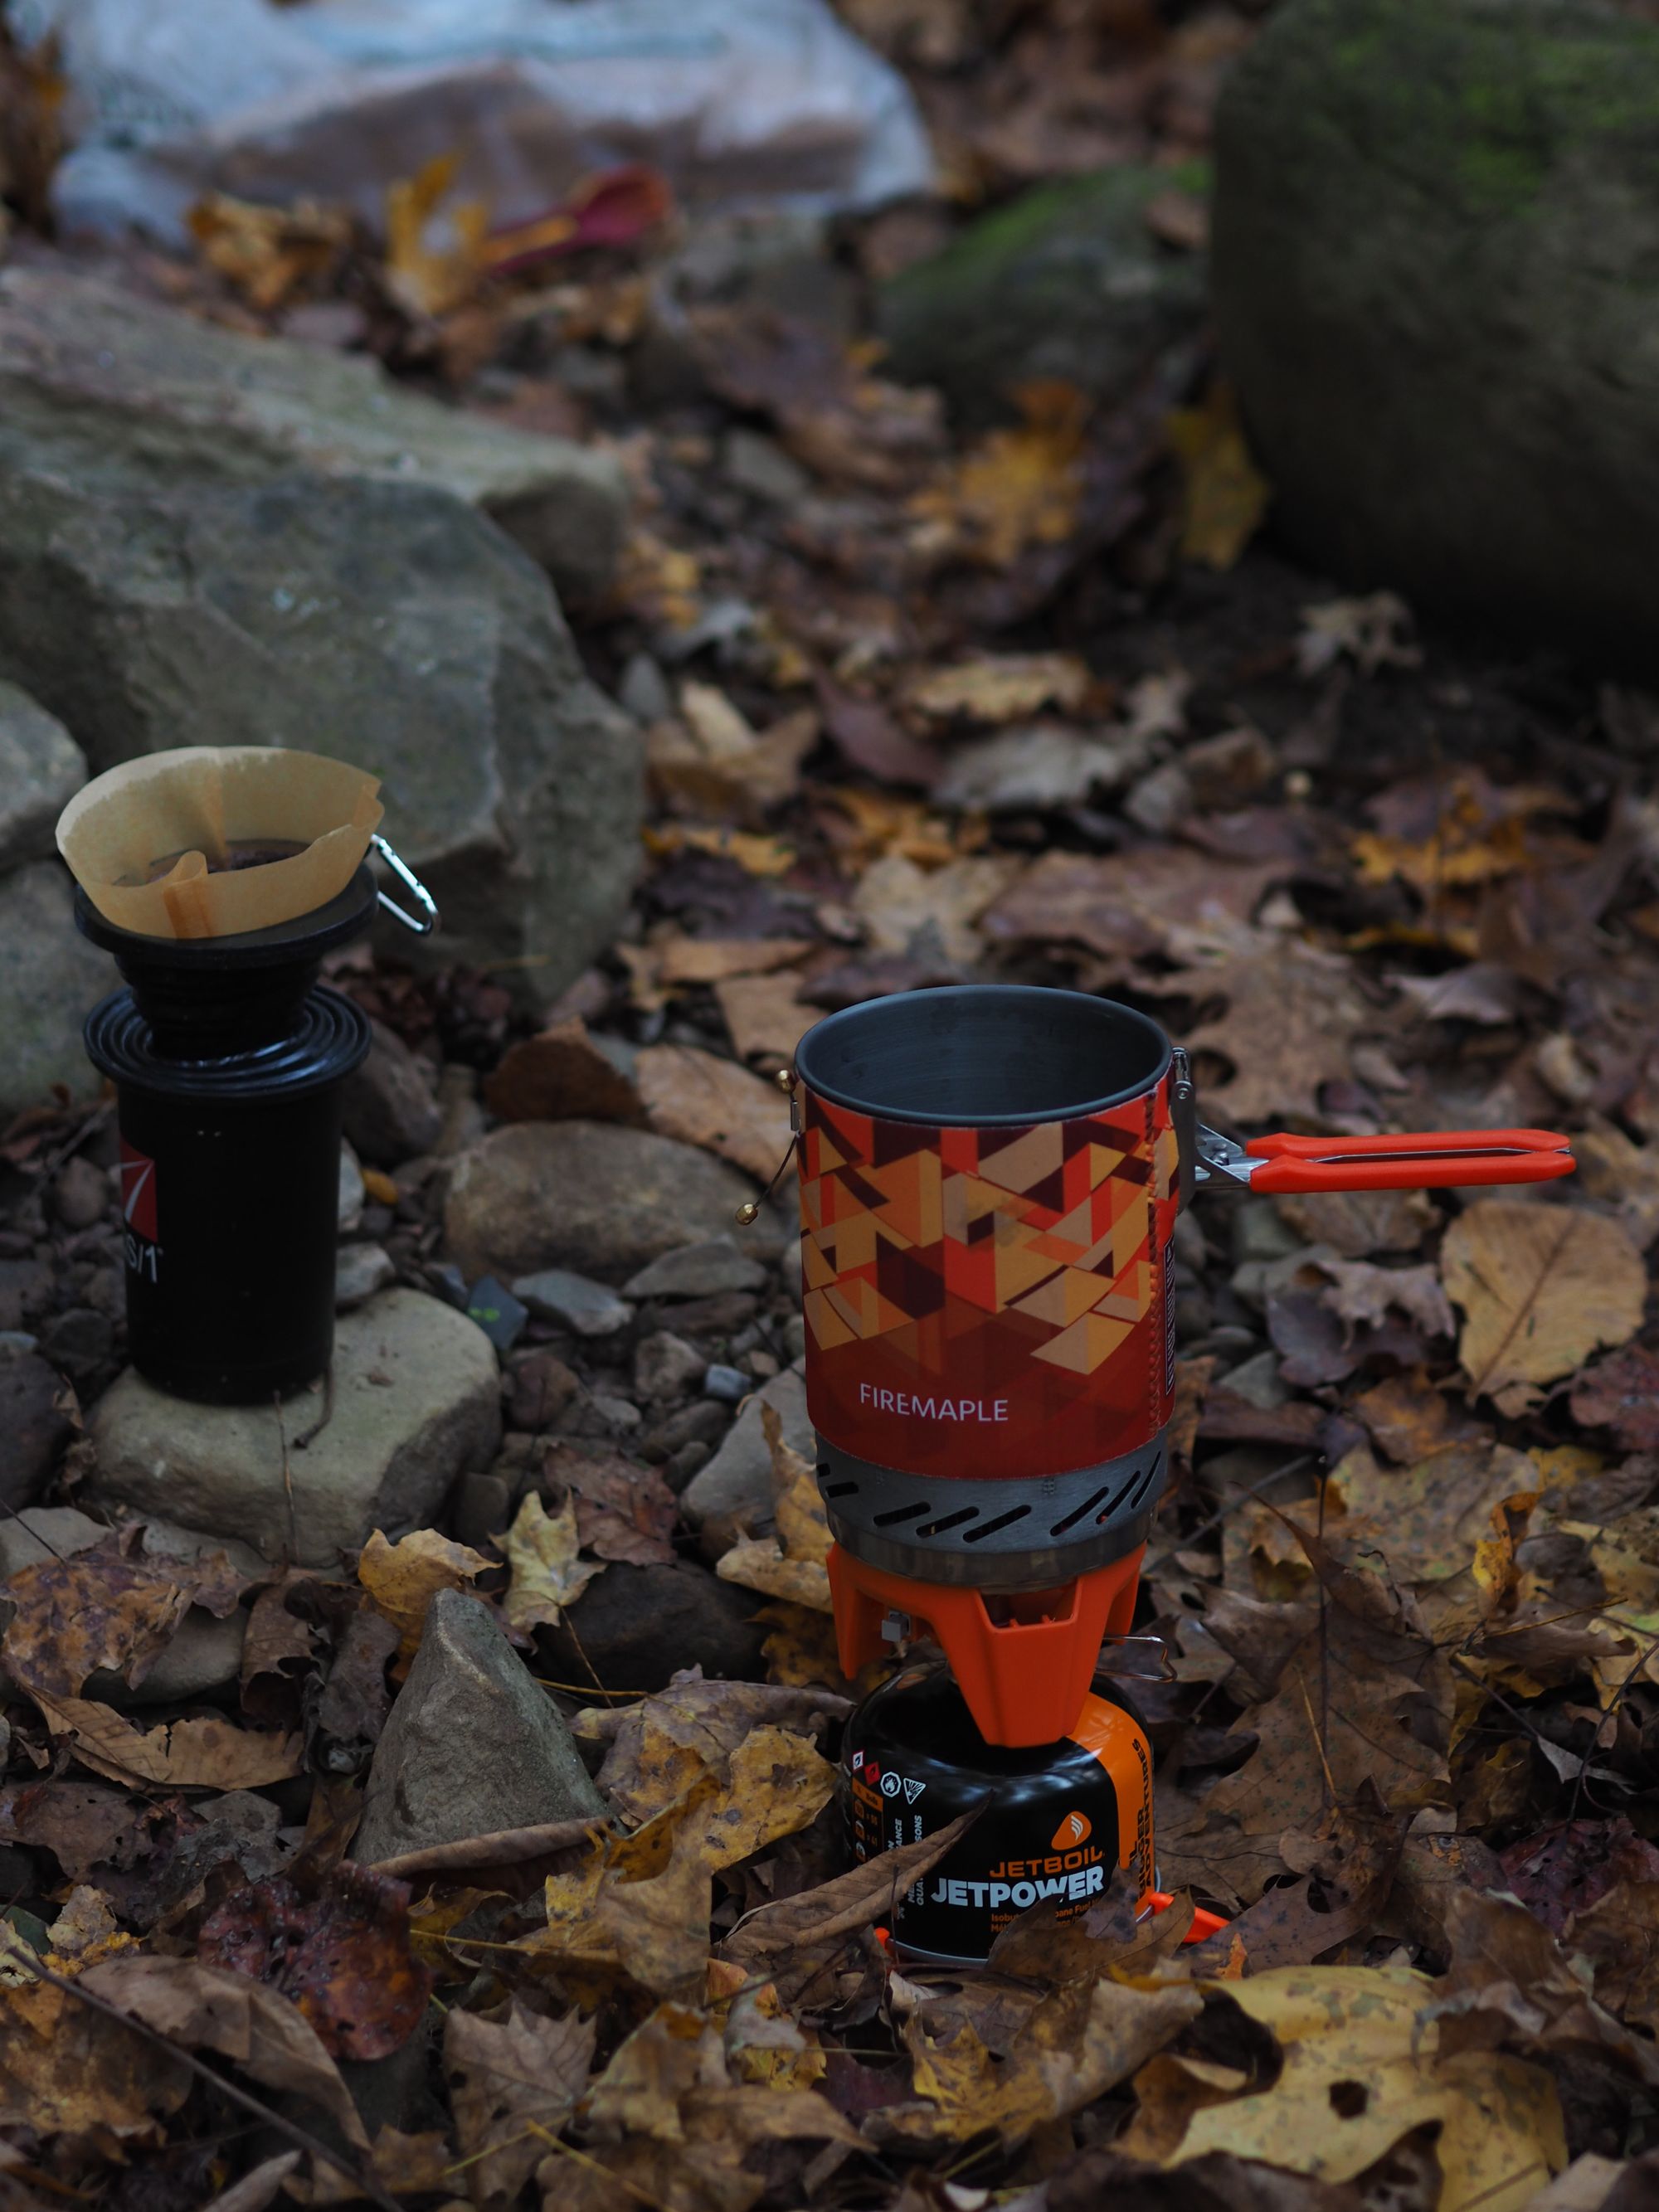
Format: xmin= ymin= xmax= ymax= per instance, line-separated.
xmin=372 ymin=834 xmax=440 ymax=936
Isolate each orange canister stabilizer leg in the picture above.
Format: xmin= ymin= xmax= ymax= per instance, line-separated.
xmin=828 ymin=1542 xmax=1145 ymax=1748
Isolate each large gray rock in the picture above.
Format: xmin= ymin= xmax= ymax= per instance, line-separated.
xmin=1214 ymin=0 xmax=1659 ymax=664
xmin=86 ymin=1289 xmax=501 ymax=1567
xmin=0 ymin=862 xmax=115 ymax=1117
xmin=0 ymin=470 xmax=644 ymax=992
xmin=0 ymin=1341 xmax=72 ymax=1509
xmin=680 ymin=1362 xmax=811 ymax=1533
xmin=445 ymin=1121 xmax=759 ymax=1286
xmin=0 ymin=680 xmax=85 ymax=869
xmin=540 ymin=1559 xmax=766 ymax=1693
xmin=0 ymin=267 xmax=625 ymax=603
xmin=878 ymin=163 xmax=1209 ymax=423
xmin=352 ymin=1589 xmax=605 ymax=1864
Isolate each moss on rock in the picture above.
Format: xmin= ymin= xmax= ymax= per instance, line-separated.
xmin=1214 ymin=0 xmax=1659 ymax=664
xmin=878 ymin=162 xmax=1209 ymax=422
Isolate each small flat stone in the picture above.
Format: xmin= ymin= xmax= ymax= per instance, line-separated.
xmin=633 ymin=1331 xmax=704 ymax=1403
xmin=336 ymin=1243 xmax=397 ymax=1311
xmin=511 ymin=1269 xmax=634 ymax=1338
xmin=51 ymin=1155 xmax=109 ymax=1232
xmin=703 ymin=1364 xmax=750 ymax=1404
xmin=341 ymin=1022 xmax=442 ymax=1168
xmin=680 ymin=1363 xmax=812 ymax=1531
xmin=624 ymin=1238 xmax=767 ymax=1300
xmin=338 ymin=1144 xmax=366 ymax=1233
xmin=86 ymin=1290 xmax=501 ymax=1566
xmin=465 ymin=1276 xmax=528 ymax=1354
xmin=352 ymin=1588 xmax=606 ymax=1864
xmin=445 ymin=1121 xmax=761 ymax=1285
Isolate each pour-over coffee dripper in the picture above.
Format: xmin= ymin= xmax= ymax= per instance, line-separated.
xmin=61 ymin=747 xmax=439 ymax=1405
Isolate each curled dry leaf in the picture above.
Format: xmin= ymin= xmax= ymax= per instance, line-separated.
xmin=29 ymin=1694 xmax=303 ymax=1790
xmin=869 ymin=1976 xmax=1204 ymax=2148
xmin=716 ymin=1404 xmax=833 ymax=1612
xmin=574 ymin=1670 xmax=849 ymax=1827
xmin=533 ymin=1727 xmax=837 ymax=2001
xmin=444 ymin=2000 xmax=596 ymax=2211
xmin=1440 ymin=1202 xmax=1645 ymax=1417
xmin=502 ymin=1492 xmax=601 ymax=1633
xmin=713 ymin=968 xmax=815 ymax=1068
xmin=635 ymin=1043 xmax=790 ymax=1184
xmin=358 ymin=1527 xmax=491 ymax=1663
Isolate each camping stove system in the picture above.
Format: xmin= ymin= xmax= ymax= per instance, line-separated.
xmin=786 ymin=985 xmax=1574 ymax=1961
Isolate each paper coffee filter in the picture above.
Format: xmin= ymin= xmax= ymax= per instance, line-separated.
xmin=57 ymin=747 xmax=384 ymax=941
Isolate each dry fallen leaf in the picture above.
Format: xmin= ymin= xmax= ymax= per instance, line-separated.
xmin=1 ymin=1528 xmax=245 ymax=1699
xmin=358 ymin=1528 xmax=492 ymax=1665
xmin=708 ymin=967 xmax=816 ymax=1072
xmin=533 ymin=1726 xmax=836 ymax=2000
xmin=574 ymin=1671 xmax=849 ymax=1826
xmin=29 ymin=1694 xmax=303 ymax=1791
xmin=911 ymin=380 xmax=1088 ymax=569
xmin=635 ymin=1043 xmax=790 ymax=1184
xmin=1160 ymin=931 xmax=1374 ymax=1123
xmin=445 ymin=2001 xmax=596 ymax=2210
xmin=483 ymin=1017 xmax=643 ymax=1124
xmin=1441 ymin=1203 xmax=1645 ymax=1416
xmin=870 ymin=1976 xmax=1203 ymax=2147
xmin=716 ymin=1405 xmax=834 ymax=1612
xmin=1165 ymin=380 xmax=1272 ymax=571
xmin=502 ymin=1493 xmax=602 ymax=1634
xmin=903 ymin=652 xmax=1092 ymax=724
xmin=852 ymin=851 xmax=1020 ymax=968
xmin=0 ymin=1968 xmax=189 ymax=2145
xmin=80 ymin=1952 xmax=369 ymax=2148
xmin=1127 ymin=1965 xmax=1564 ymax=2212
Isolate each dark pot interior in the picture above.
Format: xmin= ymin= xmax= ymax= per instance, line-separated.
xmin=795 ymin=985 xmax=1170 ymax=1127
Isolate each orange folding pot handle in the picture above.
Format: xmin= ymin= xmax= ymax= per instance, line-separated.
xmin=1240 ymin=1128 xmax=1576 ymax=1194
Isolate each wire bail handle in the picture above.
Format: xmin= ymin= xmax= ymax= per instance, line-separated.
xmin=371 ymin=833 xmax=440 ymax=936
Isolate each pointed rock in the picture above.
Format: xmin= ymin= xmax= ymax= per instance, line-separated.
xmin=352 ymin=1590 xmax=606 ymax=1866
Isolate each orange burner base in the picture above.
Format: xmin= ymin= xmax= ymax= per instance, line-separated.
xmin=828 ymin=1543 xmax=1144 ymax=1748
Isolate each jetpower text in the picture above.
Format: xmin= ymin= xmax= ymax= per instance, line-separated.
xmin=930 ymin=1864 xmax=1107 ymax=1910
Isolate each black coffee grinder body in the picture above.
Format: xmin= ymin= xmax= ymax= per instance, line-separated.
xmin=77 ymin=868 xmax=377 ymax=1405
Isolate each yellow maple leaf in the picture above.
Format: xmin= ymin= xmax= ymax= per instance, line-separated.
xmin=1165 ymin=380 xmax=1271 ymax=571
xmin=358 ymin=1526 xmax=491 ymax=1663
xmin=1129 ymin=1965 xmax=1565 ymax=2212
xmin=716 ymin=1406 xmax=832 ymax=1612
xmin=502 ymin=1492 xmax=603 ymax=1633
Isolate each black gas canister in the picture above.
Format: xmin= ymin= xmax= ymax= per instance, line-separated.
xmin=840 ymin=1657 xmax=1154 ymax=1965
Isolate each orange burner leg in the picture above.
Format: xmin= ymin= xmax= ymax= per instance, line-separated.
xmin=827 ymin=1543 xmax=1144 ymax=1748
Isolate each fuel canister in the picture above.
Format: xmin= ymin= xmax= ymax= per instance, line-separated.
xmin=840 ymin=1656 xmax=1153 ymax=1966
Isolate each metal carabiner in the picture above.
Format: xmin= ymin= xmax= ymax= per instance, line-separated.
xmin=371 ymin=834 xmax=440 ymax=936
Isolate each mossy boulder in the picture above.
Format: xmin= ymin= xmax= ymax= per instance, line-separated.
xmin=878 ymin=163 xmax=1209 ymax=422
xmin=1214 ymin=0 xmax=1659 ymax=664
